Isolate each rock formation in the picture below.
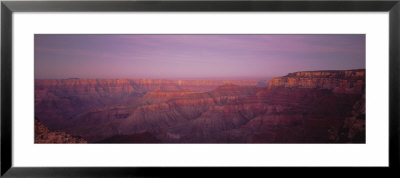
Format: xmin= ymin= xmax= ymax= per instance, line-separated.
xmin=34 ymin=79 xmax=261 ymax=129
xmin=268 ymin=69 xmax=365 ymax=94
xmin=35 ymin=69 xmax=365 ymax=143
xmin=35 ymin=119 xmax=87 ymax=143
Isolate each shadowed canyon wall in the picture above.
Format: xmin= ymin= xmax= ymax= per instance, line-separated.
xmin=35 ymin=69 xmax=365 ymax=143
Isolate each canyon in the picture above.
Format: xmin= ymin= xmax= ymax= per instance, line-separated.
xmin=34 ymin=69 xmax=365 ymax=143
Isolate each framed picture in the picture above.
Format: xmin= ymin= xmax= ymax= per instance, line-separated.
xmin=1 ymin=0 xmax=399 ymax=177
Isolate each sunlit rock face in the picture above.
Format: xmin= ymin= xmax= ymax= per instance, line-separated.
xmin=35 ymin=69 xmax=365 ymax=143
xmin=267 ymin=69 xmax=365 ymax=94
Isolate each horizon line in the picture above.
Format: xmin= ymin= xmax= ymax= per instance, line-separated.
xmin=34 ymin=68 xmax=366 ymax=80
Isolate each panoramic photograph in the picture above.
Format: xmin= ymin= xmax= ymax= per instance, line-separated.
xmin=34 ymin=34 xmax=365 ymax=143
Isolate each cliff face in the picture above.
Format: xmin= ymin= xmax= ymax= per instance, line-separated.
xmin=64 ymin=83 xmax=363 ymax=143
xmin=35 ymin=79 xmax=260 ymax=130
xmin=65 ymin=84 xmax=260 ymax=142
xmin=35 ymin=119 xmax=87 ymax=143
xmin=267 ymin=69 xmax=365 ymax=94
xmin=35 ymin=69 xmax=365 ymax=143
xmin=35 ymin=79 xmax=261 ymax=94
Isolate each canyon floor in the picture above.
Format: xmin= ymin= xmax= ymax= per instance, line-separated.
xmin=34 ymin=69 xmax=365 ymax=143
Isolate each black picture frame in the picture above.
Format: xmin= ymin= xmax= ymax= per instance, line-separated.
xmin=1 ymin=0 xmax=399 ymax=177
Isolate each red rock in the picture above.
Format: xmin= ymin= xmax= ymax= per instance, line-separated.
xmin=35 ymin=119 xmax=87 ymax=143
xmin=267 ymin=69 xmax=365 ymax=94
xmin=34 ymin=70 xmax=365 ymax=143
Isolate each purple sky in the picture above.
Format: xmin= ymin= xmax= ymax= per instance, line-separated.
xmin=34 ymin=34 xmax=365 ymax=79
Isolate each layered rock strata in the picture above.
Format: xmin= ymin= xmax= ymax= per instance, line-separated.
xmin=268 ymin=69 xmax=365 ymax=94
xmin=35 ymin=69 xmax=365 ymax=143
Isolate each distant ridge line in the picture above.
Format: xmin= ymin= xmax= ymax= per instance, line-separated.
xmin=291 ymin=68 xmax=365 ymax=73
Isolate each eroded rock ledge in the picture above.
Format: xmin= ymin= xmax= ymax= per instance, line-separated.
xmin=35 ymin=119 xmax=87 ymax=143
xmin=267 ymin=69 xmax=365 ymax=94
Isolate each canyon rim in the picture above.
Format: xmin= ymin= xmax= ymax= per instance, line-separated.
xmin=34 ymin=34 xmax=366 ymax=143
